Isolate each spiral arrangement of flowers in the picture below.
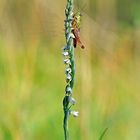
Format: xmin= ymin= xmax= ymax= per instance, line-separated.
xmin=62 ymin=0 xmax=79 ymax=140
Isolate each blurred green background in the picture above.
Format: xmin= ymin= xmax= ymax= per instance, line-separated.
xmin=0 ymin=0 xmax=140 ymax=140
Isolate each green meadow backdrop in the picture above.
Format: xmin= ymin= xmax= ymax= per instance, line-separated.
xmin=0 ymin=0 xmax=140 ymax=140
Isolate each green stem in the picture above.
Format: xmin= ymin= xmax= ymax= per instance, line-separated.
xmin=70 ymin=43 xmax=75 ymax=89
xmin=63 ymin=0 xmax=74 ymax=140
xmin=63 ymin=110 xmax=69 ymax=140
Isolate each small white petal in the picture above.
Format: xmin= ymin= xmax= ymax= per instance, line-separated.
xmin=70 ymin=111 xmax=79 ymax=117
xmin=70 ymin=12 xmax=73 ymax=16
xmin=70 ymin=33 xmax=75 ymax=38
xmin=65 ymin=86 xmax=72 ymax=94
xmin=65 ymin=68 xmax=72 ymax=76
xmin=67 ymin=74 xmax=72 ymax=80
xmin=65 ymin=67 xmax=72 ymax=74
xmin=70 ymin=97 xmax=76 ymax=105
xmin=66 ymin=74 xmax=72 ymax=83
xmin=64 ymin=59 xmax=71 ymax=65
xmin=67 ymin=33 xmax=75 ymax=42
xmin=62 ymin=51 xmax=69 ymax=56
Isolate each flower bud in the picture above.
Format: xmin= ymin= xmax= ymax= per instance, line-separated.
xmin=65 ymin=85 xmax=72 ymax=94
xmin=70 ymin=111 xmax=79 ymax=117
xmin=64 ymin=59 xmax=71 ymax=65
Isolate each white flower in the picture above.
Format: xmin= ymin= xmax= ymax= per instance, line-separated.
xmin=70 ymin=111 xmax=79 ymax=117
xmin=64 ymin=59 xmax=71 ymax=65
xmin=62 ymin=51 xmax=69 ymax=57
xmin=65 ymin=86 xmax=72 ymax=94
xmin=66 ymin=74 xmax=72 ymax=82
xmin=69 ymin=11 xmax=74 ymax=17
xmin=67 ymin=33 xmax=75 ymax=42
xmin=70 ymin=97 xmax=76 ymax=105
xmin=65 ymin=67 xmax=72 ymax=74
